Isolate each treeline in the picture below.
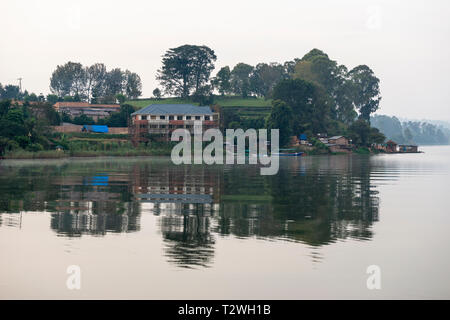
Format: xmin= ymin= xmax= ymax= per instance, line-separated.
xmin=0 ymin=83 xmax=44 ymax=102
xmin=155 ymin=45 xmax=385 ymax=147
xmin=371 ymin=115 xmax=450 ymax=145
xmin=49 ymin=62 xmax=142 ymax=104
xmin=155 ymin=44 xmax=295 ymax=100
xmin=0 ymin=100 xmax=60 ymax=154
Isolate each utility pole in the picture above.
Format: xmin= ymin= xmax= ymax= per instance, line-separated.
xmin=17 ymin=77 xmax=23 ymax=93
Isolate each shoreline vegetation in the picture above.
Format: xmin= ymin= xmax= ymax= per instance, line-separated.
xmin=1 ymin=142 xmax=425 ymax=160
xmin=1 ymin=48 xmax=447 ymax=160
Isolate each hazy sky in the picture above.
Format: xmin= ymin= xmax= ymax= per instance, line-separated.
xmin=1 ymin=0 xmax=449 ymax=120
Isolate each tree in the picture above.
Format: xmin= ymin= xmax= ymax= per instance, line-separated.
xmin=266 ymin=100 xmax=294 ymax=147
xmin=124 ymin=70 xmax=142 ymax=99
xmin=349 ymin=119 xmax=385 ymax=146
xmin=2 ymin=85 xmax=20 ymax=100
xmin=115 ymin=93 xmax=126 ymax=104
xmin=212 ymin=66 xmax=232 ymax=95
xmin=152 ymin=88 xmax=162 ymax=99
xmin=104 ymin=68 xmax=124 ymax=101
xmin=26 ymin=93 xmax=38 ymax=102
xmin=50 ymin=62 xmax=141 ymax=103
xmin=348 ymin=65 xmax=381 ymax=122
xmin=73 ymin=114 xmax=95 ymax=125
xmin=156 ymin=44 xmax=217 ymax=98
xmin=50 ymin=62 xmax=87 ymax=98
xmin=283 ymin=58 xmax=300 ymax=76
xmin=230 ymin=63 xmax=254 ymax=97
xmin=294 ymin=49 xmax=340 ymax=93
xmin=46 ymin=94 xmax=59 ymax=105
xmin=105 ymin=104 xmax=135 ymax=127
xmin=85 ymin=63 xmax=107 ymax=102
xmin=250 ymin=63 xmax=287 ymax=98
xmin=0 ymin=99 xmax=12 ymax=118
xmin=272 ymin=79 xmax=317 ymax=133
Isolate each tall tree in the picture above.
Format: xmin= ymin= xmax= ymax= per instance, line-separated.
xmin=2 ymin=85 xmax=21 ymax=100
xmin=85 ymin=63 xmax=107 ymax=102
xmin=294 ymin=49 xmax=353 ymax=122
xmin=50 ymin=62 xmax=86 ymax=98
xmin=230 ymin=63 xmax=254 ymax=97
xmin=212 ymin=66 xmax=232 ymax=95
xmin=272 ymin=79 xmax=317 ymax=133
xmin=156 ymin=44 xmax=217 ymax=98
xmin=347 ymin=65 xmax=381 ymax=122
xmin=104 ymin=68 xmax=124 ymax=101
xmin=250 ymin=62 xmax=287 ymax=98
xmin=266 ymin=100 xmax=294 ymax=147
xmin=124 ymin=70 xmax=142 ymax=99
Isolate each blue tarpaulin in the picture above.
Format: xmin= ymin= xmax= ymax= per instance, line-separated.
xmin=82 ymin=125 xmax=109 ymax=133
xmin=83 ymin=176 xmax=109 ymax=186
xmin=299 ymin=134 xmax=307 ymax=140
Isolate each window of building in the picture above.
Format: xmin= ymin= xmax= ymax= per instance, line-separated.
xmin=195 ymin=116 xmax=201 ymax=120
xmin=160 ymin=125 xmax=166 ymax=129
xmin=160 ymin=115 xmax=166 ymax=120
xmin=177 ymin=116 xmax=183 ymax=120
xmin=186 ymin=116 xmax=192 ymax=120
xmin=151 ymin=116 xmax=156 ymax=120
xmin=141 ymin=116 xmax=147 ymax=120
xmin=169 ymin=116 xmax=174 ymax=120
xmin=205 ymin=116 xmax=210 ymax=121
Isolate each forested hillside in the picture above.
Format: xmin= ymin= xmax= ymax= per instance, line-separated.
xmin=371 ymin=115 xmax=449 ymax=145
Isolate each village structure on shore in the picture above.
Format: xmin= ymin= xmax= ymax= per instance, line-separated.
xmin=47 ymin=101 xmax=420 ymax=155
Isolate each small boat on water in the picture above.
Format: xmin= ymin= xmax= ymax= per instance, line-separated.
xmin=273 ymin=149 xmax=304 ymax=157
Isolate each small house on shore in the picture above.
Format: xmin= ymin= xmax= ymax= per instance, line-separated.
xmin=328 ymin=136 xmax=349 ymax=146
xmin=398 ymin=145 xmax=418 ymax=153
xmin=386 ymin=140 xmax=398 ymax=153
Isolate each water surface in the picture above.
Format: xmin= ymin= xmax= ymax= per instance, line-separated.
xmin=1 ymin=146 xmax=449 ymax=299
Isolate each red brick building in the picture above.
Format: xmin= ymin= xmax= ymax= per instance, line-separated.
xmin=130 ymin=104 xmax=219 ymax=145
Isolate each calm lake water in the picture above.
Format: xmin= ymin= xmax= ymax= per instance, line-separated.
xmin=1 ymin=146 xmax=449 ymax=299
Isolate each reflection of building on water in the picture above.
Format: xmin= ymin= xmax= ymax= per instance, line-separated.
xmin=0 ymin=158 xmax=382 ymax=268
xmin=50 ymin=201 xmax=140 ymax=236
xmin=50 ymin=174 xmax=140 ymax=236
xmin=161 ymin=211 xmax=216 ymax=269
xmin=132 ymin=164 xmax=222 ymax=268
xmin=0 ymin=212 xmax=22 ymax=229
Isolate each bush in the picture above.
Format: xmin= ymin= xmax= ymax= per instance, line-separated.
xmin=26 ymin=143 xmax=44 ymax=152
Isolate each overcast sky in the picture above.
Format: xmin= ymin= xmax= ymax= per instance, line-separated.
xmin=1 ymin=0 xmax=449 ymax=120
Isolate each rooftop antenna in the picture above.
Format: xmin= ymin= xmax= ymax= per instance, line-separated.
xmin=17 ymin=77 xmax=23 ymax=93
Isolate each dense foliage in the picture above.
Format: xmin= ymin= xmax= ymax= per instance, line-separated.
xmin=156 ymin=45 xmax=217 ymax=98
xmin=0 ymin=100 xmax=60 ymax=154
xmin=50 ymin=62 xmax=142 ymax=103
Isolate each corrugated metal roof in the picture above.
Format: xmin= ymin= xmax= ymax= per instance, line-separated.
xmin=328 ymin=136 xmax=344 ymax=140
xmin=131 ymin=104 xmax=213 ymax=116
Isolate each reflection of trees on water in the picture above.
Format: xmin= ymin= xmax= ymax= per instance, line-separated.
xmin=160 ymin=210 xmax=215 ymax=269
xmin=0 ymin=156 xmax=382 ymax=268
xmin=211 ymin=156 xmax=380 ymax=246
xmin=0 ymin=161 xmax=140 ymax=236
